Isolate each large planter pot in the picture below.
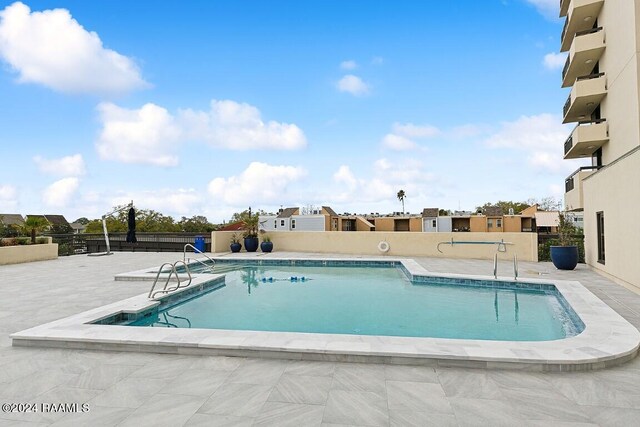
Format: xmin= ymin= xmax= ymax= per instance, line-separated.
xmin=260 ymin=241 xmax=273 ymax=253
xmin=230 ymin=242 xmax=242 ymax=253
xmin=244 ymin=237 xmax=259 ymax=252
xmin=550 ymin=246 xmax=578 ymax=270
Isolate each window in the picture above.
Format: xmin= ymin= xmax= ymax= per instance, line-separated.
xmin=291 ymin=219 xmax=296 ymax=229
xmin=597 ymin=211 xmax=605 ymax=264
xmin=431 ymin=219 xmax=437 ymax=228
xmin=487 ymin=219 xmax=493 ymax=229
xmin=332 ymin=218 xmax=338 ymax=230
xmin=496 ymin=219 xmax=502 ymax=228
xmin=280 ymin=219 xmax=285 ymax=227
xmin=274 ymin=220 xmax=277 ymax=228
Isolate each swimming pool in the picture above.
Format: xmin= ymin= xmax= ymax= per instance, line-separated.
xmin=12 ymin=256 xmax=639 ymax=370
xmin=123 ymin=265 xmax=583 ymax=341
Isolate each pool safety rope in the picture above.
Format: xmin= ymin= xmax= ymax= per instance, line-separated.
xmin=260 ymin=276 xmax=311 ymax=283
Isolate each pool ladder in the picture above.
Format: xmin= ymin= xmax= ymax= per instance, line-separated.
xmin=147 ymin=245 xmax=216 ymax=299
xmin=148 ymin=260 xmax=193 ymax=299
xmin=183 ymin=244 xmax=215 ymax=273
xmin=494 ymin=253 xmax=518 ymax=280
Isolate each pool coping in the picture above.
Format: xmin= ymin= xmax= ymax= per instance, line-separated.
xmin=11 ymin=256 xmax=640 ymax=371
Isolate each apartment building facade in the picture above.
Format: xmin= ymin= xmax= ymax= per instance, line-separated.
xmin=560 ymin=0 xmax=640 ymax=287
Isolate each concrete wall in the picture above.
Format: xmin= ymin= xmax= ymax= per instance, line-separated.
xmin=211 ymin=231 xmax=538 ymax=262
xmin=373 ymin=217 xmax=394 ymax=232
xmin=583 ymin=148 xmax=640 ymax=289
xmin=0 ymin=243 xmax=58 ymax=265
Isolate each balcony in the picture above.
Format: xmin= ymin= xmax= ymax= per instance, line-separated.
xmin=562 ymin=27 xmax=605 ymax=88
xmin=565 ymin=166 xmax=601 ymax=211
xmin=560 ymin=0 xmax=604 ymax=52
xmin=564 ymin=119 xmax=608 ymax=159
xmin=562 ymin=73 xmax=606 ymax=123
xmin=560 ymin=0 xmax=570 ymax=18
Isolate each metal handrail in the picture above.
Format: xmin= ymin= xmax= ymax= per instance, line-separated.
xmin=183 ymin=244 xmax=215 ymax=272
xmin=493 ymin=253 xmax=498 ymax=279
xmin=437 ymin=239 xmax=514 ymax=254
xmin=513 ymin=254 xmax=519 ymax=280
xmin=148 ymin=260 xmax=193 ymax=299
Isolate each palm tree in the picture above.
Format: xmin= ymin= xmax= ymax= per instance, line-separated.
xmin=397 ymin=189 xmax=406 ymax=215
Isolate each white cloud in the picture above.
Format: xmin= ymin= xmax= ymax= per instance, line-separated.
xmin=392 ymin=122 xmax=440 ymax=139
xmin=525 ymin=0 xmax=559 ymax=20
xmin=95 ymin=100 xmax=307 ymax=165
xmin=381 ymin=134 xmax=418 ymax=151
xmin=381 ymin=122 xmax=439 ymax=151
xmin=337 ymin=74 xmax=370 ymax=96
xmin=180 ymin=99 xmax=307 ymax=151
xmin=95 ymin=102 xmax=182 ymax=166
xmin=208 ymin=162 xmax=306 ymax=206
xmin=0 ymin=2 xmax=148 ymax=95
xmin=42 ymin=177 xmax=79 ymax=208
xmin=112 ymin=188 xmax=201 ymax=216
xmin=33 ymin=154 xmax=85 ymax=176
xmin=340 ymin=60 xmax=357 ymax=70
xmin=329 ymin=158 xmax=436 ymax=205
xmin=543 ymin=52 xmax=567 ymax=70
xmin=0 ymin=184 xmax=18 ymax=209
xmin=371 ymin=56 xmax=384 ymax=65
xmin=484 ymin=113 xmax=584 ymax=173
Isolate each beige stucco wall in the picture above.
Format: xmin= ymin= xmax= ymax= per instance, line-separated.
xmin=409 ymin=217 xmax=422 ymax=231
xmin=373 ymin=218 xmax=394 ymax=232
xmin=599 ymin=0 xmax=640 ymax=163
xmin=0 ymin=243 xmax=58 ymax=265
xmin=503 ymin=216 xmax=521 ymax=233
xmin=470 ymin=216 xmax=486 ymax=232
xmin=212 ymin=231 xmax=538 ymax=262
xmin=583 ymin=149 xmax=640 ymax=289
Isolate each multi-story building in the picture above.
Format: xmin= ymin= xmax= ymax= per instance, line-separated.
xmin=560 ymin=0 xmax=640 ymax=287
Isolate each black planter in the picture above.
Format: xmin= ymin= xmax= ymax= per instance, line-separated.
xmin=260 ymin=241 xmax=273 ymax=253
xmin=230 ymin=242 xmax=242 ymax=253
xmin=244 ymin=237 xmax=259 ymax=252
xmin=550 ymin=246 xmax=578 ymax=270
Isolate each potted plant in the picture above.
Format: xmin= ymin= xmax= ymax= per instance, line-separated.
xmin=260 ymin=234 xmax=273 ymax=253
xmin=229 ymin=233 xmax=242 ymax=253
xmin=241 ymin=210 xmax=260 ymax=252
xmin=550 ymin=212 xmax=579 ymax=270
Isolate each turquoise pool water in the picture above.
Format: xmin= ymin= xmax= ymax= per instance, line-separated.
xmin=128 ymin=266 xmax=583 ymax=341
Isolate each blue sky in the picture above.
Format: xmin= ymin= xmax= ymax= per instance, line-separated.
xmin=0 ymin=0 xmax=585 ymax=222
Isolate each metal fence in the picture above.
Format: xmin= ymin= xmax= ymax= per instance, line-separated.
xmin=46 ymin=233 xmax=212 ymax=256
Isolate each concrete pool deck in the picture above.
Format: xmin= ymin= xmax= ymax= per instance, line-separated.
xmin=11 ymin=254 xmax=640 ymax=371
xmin=2 ymin=252 xmax=640 ymax=425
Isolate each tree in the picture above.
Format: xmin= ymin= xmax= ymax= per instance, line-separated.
xmin=178 ymin=215 xmax=216 ymax=232
xmin=475 ymin=200 xmax=530 ymax=215
xmin=397 ymin=189 xmax=406 ymax=215
xmin=527 ymin=197 xmax=563 ymax=211
xmin=21 ymin=217 xmax=49 ymax=242
xmin=84 ymin=206 xmax=181 ymax=233
xmin=438 ymin=209 xmax=452 ymax=216
xmin=73 ymin=217 xmax=90 ymax=225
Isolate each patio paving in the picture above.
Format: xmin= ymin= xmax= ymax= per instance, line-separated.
xmin=1 ymin=251 xmax=640 ymax=426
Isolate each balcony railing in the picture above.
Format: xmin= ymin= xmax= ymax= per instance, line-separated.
xmin=564 ymin=135 xmax=574 ymax=156
xmin=563 ymin=96 xmax=572 ymax=118
xmin=563 ymin=119 xmax=606 ymax=155
xmin=565 ymin=165 xmax=602 ymax=193
xmin=562 ymin=55 xmax=570 ymax=81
